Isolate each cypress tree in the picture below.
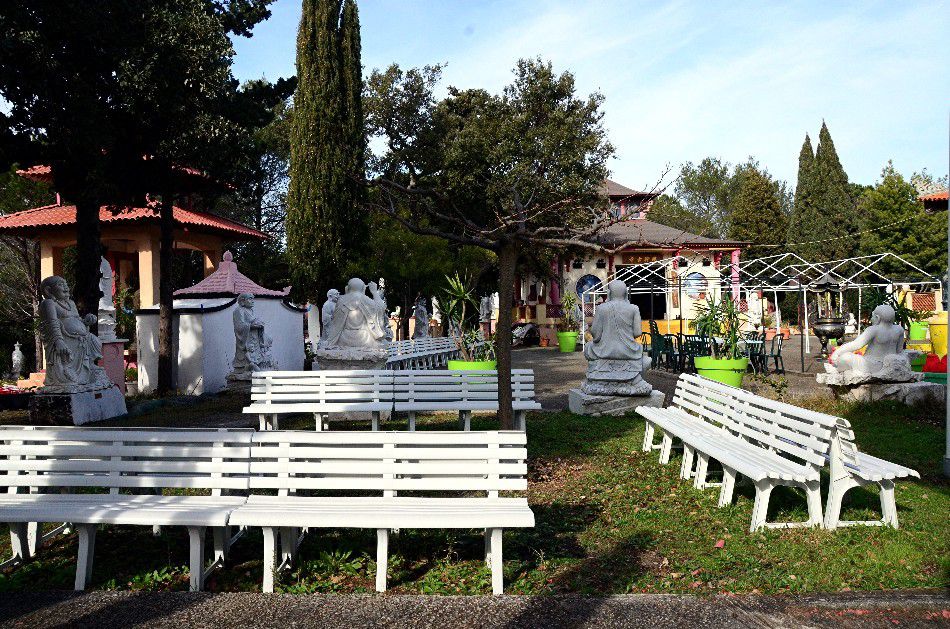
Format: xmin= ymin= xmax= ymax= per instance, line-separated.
xmin=789 ymin=134 xmax=824 ymax=259
xmin=339 ymin=0 xmax=367 ymax=256
xmin=813 ymin=121 xmax=857 ymax=260
xmin=287 ymin=0 xmax=347 ymax=302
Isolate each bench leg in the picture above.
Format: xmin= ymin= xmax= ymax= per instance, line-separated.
xmin=314 ymin=413 xmax=323 ymax=432
xmin=74 ymin=524 xmax=96 ymax=591
xmin=750 ymin=479 xmax=774 ymax=531
xmin=259 ymin=414 xmax=267 ymax=431
xmin=376 ymin=528 xmax=388 ymax=593
xmin=213 ymin=526 xmax=230 ymax=563
xmin=693 ymin=452 xmax=709 ymax=490
xmin=26 ymin=522 xmax=39 ymax=557
xmin=718 ymin=467 xmax=736 ymax=507
xmin=488 ymin=528 xmax=503 ymax=595
xmin=187 ymin=526 xmax=207 ymax=592
xmin=805 ymin=480 xmax=823 ymax=528
xmin=484 ymin=528 xmax=492 ymax=566
xmin=9 ymin=523 xmax=32 ymax=561
xmin=642 ymin=421 xmax=655 ymax=452
xmin=515 ymin=411 xmax=526 ymax=432
xmin=658 ymin=432 xmax=673 ymax=465
xmin=372 ymin=412 xmax=380 ymax=432
xmin=459 ymin=411 xmax=471 ymax=431
xmin=279 ymin=527 xmax=298 ymax=567
xmin=823 ymin=476 xmax=857 ymax=530
xmin=408 ymin=412 xmax=416 ymax=432
xmin=262 ymin=527 xmax=278 ymax=593
xmin=679 ymin=445 xmax=695 ymax=480
xmin=879 ymin=480 xmax=899 ymax=528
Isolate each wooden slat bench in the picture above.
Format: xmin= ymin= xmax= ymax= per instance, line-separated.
xmin=639 ymin=373 xmax=918 ymax=530
xmin=0 ymin=426 xmax=252 ymax=590
xmin=246 ymin=370 xmax=395 ymax=431
xmin=229 ymin=430 xmax=534 ymax=594
xmin=393 ymin=370 xmax=542 ymax=431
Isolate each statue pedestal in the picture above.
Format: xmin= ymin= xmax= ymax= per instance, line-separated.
xmin=100 ymin=339 xmax=128 ymax=395
xmin=29 ymin=385 xmax=127 ymax=425
xmin=569 ymin=388 xmax=665 ymax=417
xmin=313 ymin=347 xmax=388 ymax=371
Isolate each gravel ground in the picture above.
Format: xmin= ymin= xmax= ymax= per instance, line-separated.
xmin=0 ymin=590 xmax=946 ymax=628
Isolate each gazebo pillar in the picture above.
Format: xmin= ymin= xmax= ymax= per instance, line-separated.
xmin=137 ymin=236 xmax=161 ymax=307
xmin=39 ymin=242 xmax=64 ymax=279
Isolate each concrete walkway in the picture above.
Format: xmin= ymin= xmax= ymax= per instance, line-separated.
xmin=0 ymin=590 xmax=946 ymax=628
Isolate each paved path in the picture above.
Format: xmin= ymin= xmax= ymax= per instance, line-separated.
xmin=0 ymin=590 xmax=946 ymax=628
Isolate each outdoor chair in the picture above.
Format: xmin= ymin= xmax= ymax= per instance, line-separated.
xmin=764 ymin=334 xmax=786 ymax=374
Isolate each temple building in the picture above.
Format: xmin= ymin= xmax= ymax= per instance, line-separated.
xmin=0 ymin=165 xmax=268 ymax=308
xmin=515 ymin=179 xmax=747 ymax=341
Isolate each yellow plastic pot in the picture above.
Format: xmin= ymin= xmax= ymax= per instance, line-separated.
xmin=930 ymin=312 xmax=948 ymax=358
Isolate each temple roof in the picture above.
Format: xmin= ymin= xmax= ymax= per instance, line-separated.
xmin=601 ymin=179 xmax=656 ymax=200
xmin=598 ymin=219 xmax=747 ymax=249
xmin=0 ymin=202 xmax=267 ymax=240
xmin=174 ymin=251 xmax=289 ymax=298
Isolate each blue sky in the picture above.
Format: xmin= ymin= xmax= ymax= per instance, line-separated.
xmin=232 ymin=0 xmax=949 ymax=191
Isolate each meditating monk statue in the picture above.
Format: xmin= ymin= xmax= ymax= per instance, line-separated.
xmin=828 ymin=304 xmax=907 ymax=377
xmin=320 ymin=278 xmax=389 ymax=350
xmin=581 ymin=279 xmax=652 ymax=396
xmin=39 ymin=275 xmax=110 ymax=392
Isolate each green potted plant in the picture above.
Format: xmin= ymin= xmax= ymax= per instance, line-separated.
xmin=555 ymin=291 xmax=580 ymax=353
xmin=691 ymin=293 xmax=748 ymax=387
xmin=441 ymin=273 xmax=497 ymax=370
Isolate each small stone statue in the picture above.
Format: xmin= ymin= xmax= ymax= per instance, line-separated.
xmin=38 ymin=276 xmax=111 ymax=393
xmin=821 ymin=304 xmax=913 ymax=384
xmin=412 ymin=297 xmax=429 ymax=339
xmin=479 ymin=295 xmax=494 ymax=323
xmin=320 ymin=289 xmax=340 ymax=340
xmin=315 ymin=278 xmax=390 ymax=369
xmin=228 ymin=293 xmax=277 ymax=381
xmin=581 ymin=279 xmax=652 ymax=396
xmin=97 ymin=257 xmax=118 ymax=342
xmin=11 ymin=342 xmax=24 ymax=379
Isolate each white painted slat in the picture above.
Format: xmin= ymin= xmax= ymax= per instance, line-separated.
xmin=248 ymin=461 xmax=527 ymax=475
xmin=248 ymin=446 xmax=527 ymax=460
xmin=248 ymin=477 xmax=527 ymax=491
xmin=251 ymin=431 xmax=526 ymax=445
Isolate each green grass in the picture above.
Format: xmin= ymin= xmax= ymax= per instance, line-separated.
xmin=0 ymin=398 xmax=947 ymax=595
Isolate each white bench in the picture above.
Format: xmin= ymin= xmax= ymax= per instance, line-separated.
xmin=393 ymin=370 xmax=541 ymax=431
xmin=640 ymin=374 xmax=919 ymax=530
xmin=0 ymin=427 xmax=252 ymax=590
xmin=386 ymin=336 xmax=461 ymax=370
xmin=246 ymin=370 xmax=394 ymax=431
xmin=229 ymin=430 xmax=534 ymax=594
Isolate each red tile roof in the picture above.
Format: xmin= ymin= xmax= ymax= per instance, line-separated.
xmin=16 ymin=162 xmax=218 ymax=186
xmin=175 ymin=251 xmax=288 ymax=297
xmin=920 ymin=190 xmax=948 ymax=202
xmin=0 ymin=203 xmax=267 ymax=240
xmin=920 ymin=190 xmax=948 ymax=212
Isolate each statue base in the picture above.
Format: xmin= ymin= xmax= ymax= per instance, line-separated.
xmin=314 ymin=347 xmax=388 ymax=371
xmin=569 ymin=388 xmax=665 ymax=417
xmin=29 ymin=385 xmax=127 ymax=425
xmin=101 ymin=339 xmax=128 ymax=394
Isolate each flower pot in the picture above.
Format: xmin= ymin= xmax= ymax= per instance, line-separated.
xmin=447 ymin=360 xmax=497 ymax=371
xmin=539 ymin=337 xmax=550 ymax=347
xmin=694 ymin=356 xmax=749 ymax=388
xmin=909 ymin=321 xmax=929 ymax=341
xmin=929 ymin=312 xmax=947 ymax=357
xmin=556 ymin=331 xmax=579 ymax=353
xmin=910 ymin=354 xmax=926 ymax=372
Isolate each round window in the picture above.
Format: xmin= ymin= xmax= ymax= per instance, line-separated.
xmin=684 ymin=272 xmax=708 ymax=300
xmin=575 ymin=274 xmax=601 ymax=297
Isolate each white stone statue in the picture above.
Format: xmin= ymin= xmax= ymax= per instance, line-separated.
xmin=97 ymin=257 xmax=118 ymax=342
xmin=228 ymin=293 xmax=277 ymax=381
xmin=479 ymin=295 xmax=493 ymax=323
xmin=820 ymin=304 xmax=915 ymax=385
xmin=315 ymin=278 xmax=390 ymax=369
xmin=38 ymin=276 xmax=111 ymax=393
xmin=320 ymin=289 xmax=340 ymax=340
xmin=580 ymin=279 xmax=652 ymax=396
xmin=11 ymin=342 xmax=24 ymax=378
xmin=412 ymin=297 xmax=430 ymax=339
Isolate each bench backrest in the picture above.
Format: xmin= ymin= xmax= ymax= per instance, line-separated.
xmin=248 ymin=430 xmax=528 ymax=498
xmin=673 ymin=373 xmax=856 ymax=468
xmin=393 ymin=369 xmax=537 ymax=405
xmin=0 ymin=427 xmax=252 ymax=495
xmin=251 ymin=370 xmax=394 ymax=407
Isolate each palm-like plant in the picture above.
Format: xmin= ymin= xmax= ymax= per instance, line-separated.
xmin=692 ymin=293 xmax=743 ymax=360
xmin=441 ymin=273 xmax=496 ymax=361
xmin=558 ymin=291 xmax=580 ymax=333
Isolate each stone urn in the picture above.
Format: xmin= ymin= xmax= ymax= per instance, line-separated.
xmin=813 ymin=316 xmax=847 ymax=359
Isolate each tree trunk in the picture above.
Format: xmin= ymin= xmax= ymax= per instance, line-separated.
xmin=157 ymin=194 xmax=175 ymax=395
xmin=32 ymin=249 xmax=42 ymax=372
xmin=495 ymin=239 xmax=518 ymax=430
xmin=74 ymin=196 xmax=101 ymax=333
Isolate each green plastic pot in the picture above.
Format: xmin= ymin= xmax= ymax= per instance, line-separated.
xmin=910 ymin=355 xmax=926 ymax=372
xmin=447 ymin=360 xmax=497 ymax=371
xmin=556 ymin=331 xmax=579 ymax=353
xmin=909 ymin=321 xmax=929 ymax=341
xmin=694 ymin=356 xmax=748 ymax=387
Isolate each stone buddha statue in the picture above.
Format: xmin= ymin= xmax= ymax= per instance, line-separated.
xmin=822 ymin=304 xmax=914 ymax=384
xmin=38 ymin=276 xmax=111 ymax=393
xmin=229 ymin=293 xmax=276 ymax=381
xmin=315 ymin=278 xmax=390 ymax=369
xmin=581 ymin=279 xmax=652 ymax=396
xmin=320 ymin=289 xmax=340 ymax=340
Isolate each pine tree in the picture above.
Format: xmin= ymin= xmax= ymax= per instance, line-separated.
xmin=729 ymin=164 xmax=787 ymax=259
xmin=788 ymin=134 xmax=816 ymax=255
xmin=287 ymin=0 xmax=349 ymax=302
xmin=812 ymin=121 xmax=857 ymax=260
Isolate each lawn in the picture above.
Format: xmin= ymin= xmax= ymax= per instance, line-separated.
xmin=0 ymin=397 xmax=947 ymax=595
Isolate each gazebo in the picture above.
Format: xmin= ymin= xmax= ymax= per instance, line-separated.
xmin=0 ymin=165 xmax=268 ymax=307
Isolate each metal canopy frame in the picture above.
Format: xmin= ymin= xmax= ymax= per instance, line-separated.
xmin=579 ymin=251 xmax=942 ymax=355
